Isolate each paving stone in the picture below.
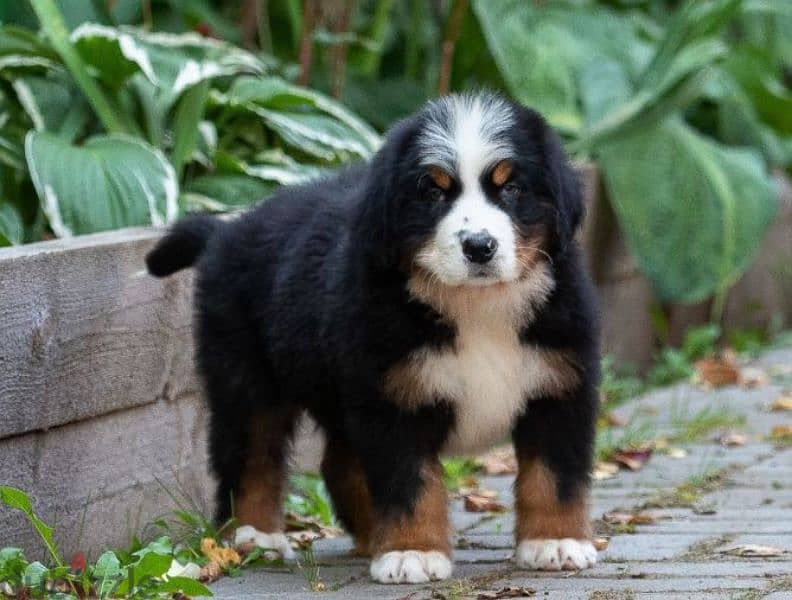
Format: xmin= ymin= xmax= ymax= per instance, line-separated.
xmin=600 ymin=533 xmax=708 ymax=561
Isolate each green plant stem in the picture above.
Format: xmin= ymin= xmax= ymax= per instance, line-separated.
xmin=357 ymin=0 xmax=395 ymax=76
xmin=29 ymin=0 xmax=130 ymax=135
xmin=404 ymin=0 xmax=422 ymax=78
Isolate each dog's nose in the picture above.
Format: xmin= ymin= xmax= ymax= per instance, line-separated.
xmin=461 ymin=231 xmax=498 ymax=264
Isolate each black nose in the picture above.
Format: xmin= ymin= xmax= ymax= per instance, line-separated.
xmin=461 ymin=231 xmax=498 ymax=264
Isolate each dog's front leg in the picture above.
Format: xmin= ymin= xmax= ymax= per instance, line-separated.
xmin=366 ymin=456 xmax=452 ymax=583
xmin=512 ymin=388 xmax=598 ymax=571
xmin=346 ymin=405 xmax=453 ymax=583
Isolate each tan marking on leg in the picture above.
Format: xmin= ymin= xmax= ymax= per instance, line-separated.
xmin=371 ymin=460 xmax=451 ymax=556
xmin=515 ymin=459 xmax=591 ymax=541
xmin=234 ymin=412 xmax=292 ymax=533
xmin=321 ymin=441 xmax=375 ymax=556
xmin=492 ymin=160 xmax=513 ymax=186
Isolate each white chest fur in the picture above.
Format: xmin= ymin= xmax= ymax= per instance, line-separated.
xmin=389 ymin=267 xmax=577 ymax=455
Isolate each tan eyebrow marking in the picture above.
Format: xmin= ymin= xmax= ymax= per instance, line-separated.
xmin=492 ymin=160 xmax=513 ymax=186
xmin=429 ymin=167 xmax=452 ymax=191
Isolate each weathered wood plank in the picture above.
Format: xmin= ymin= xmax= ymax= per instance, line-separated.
xmin=0 ymin=227 xmax=197 ymax=440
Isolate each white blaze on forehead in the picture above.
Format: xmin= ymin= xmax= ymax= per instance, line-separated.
xmin=415 ymin=93 xmax=519 ymax=285
xmin=417 ymin=92 xmax=515 ymax=174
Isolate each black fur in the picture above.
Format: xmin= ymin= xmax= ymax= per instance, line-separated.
xmin=146 ymin=94 xmax=599 ymax=530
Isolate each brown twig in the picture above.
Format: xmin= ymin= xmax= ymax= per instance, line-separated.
xmin=437 ymin=0 xmax=469 ymax=95
xmin=240 ymin=0 xmax=261 ymax=50
xmin=329 ymin=0 xmax=356 ymax=99
xmin=298 ymin=0 xmax=320 ymax=86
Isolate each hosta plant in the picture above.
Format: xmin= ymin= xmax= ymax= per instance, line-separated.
xmin=0 ymin=0 xmax=378 ymax=245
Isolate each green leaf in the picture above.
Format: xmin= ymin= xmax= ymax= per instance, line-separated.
xmin=222 ymin=76 xmax=380 ymax=153
xmin=171 ymin=80 xmax=209 ymax=177
xmin=0 ymin=24 xmax=60 ymax=73
xmin=25 ymin=131 xmax=178 ymax=237
xmin=0 ymin=202 xmax=23 ymax=245
xmin=472 ymin=0 xmax=650 ymax=135
xmin=93 ymin=551 xmax=123 ymax=598
xmin=0 ymin=486 xmax=63 ymax=567
xmin=71 ymin=25 xmax=263 ymax=110
xmin=23 ymin=561 xmax=48 ymax=588
xmin=598 ymin=119 xmax=778 ymax=303
xmin=132 ymin=551 xmax=172 ymax=579
xmin=158 ymin=576 xmax=213 ymax=596
xmin=187 ymin=174 xmax=276 ymax=209
xmin=10 ymin=73 xmax=84 ymax=134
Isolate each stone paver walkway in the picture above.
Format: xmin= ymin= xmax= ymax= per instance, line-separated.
xmin=212 ymin=347 xmax=792 ymax=599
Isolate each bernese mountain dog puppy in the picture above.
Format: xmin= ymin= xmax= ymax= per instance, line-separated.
xmin=146 ymin=91 xmax=600 ymax=584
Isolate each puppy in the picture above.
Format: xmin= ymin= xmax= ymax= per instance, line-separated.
xmin=147 ymin=91 xmax=600 ymax=583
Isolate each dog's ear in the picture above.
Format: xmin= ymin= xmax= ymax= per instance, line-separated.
xmin=356 ymin=116 xmax=422 ymax=271
xmin=513 ymin=104 xmax=584 ymax=252
xmin=542 ymin=122 xmax=584 ymax=250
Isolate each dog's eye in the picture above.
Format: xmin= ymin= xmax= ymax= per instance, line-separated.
xmin=427 ymin=186 xmax=445 ymax=202
xmin=500 ymin=182 xmax=521 ymax=201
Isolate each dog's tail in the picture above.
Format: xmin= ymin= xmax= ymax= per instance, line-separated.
xmin=146 ymin=214 xmax=221 ymax=277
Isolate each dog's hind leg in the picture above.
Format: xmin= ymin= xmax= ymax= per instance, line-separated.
xmin=321 ymin=437 xmax=375 ymax=556
xmin=205 ymin=371 xmax=298 ymax=558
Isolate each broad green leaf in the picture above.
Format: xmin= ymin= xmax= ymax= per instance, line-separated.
xmin=94 ymin=551 xmax=123 ymax=598
xmin=0 ymin=25 xmax=60 ymax=73
xmin=23 ymin=561 xmax=48 ymax=588
xmin=579 ymin=38 xmax=726 ymax=146
xmin=157 ymin=576 xmax=213 ymax=596
xmin=187 ymin=174 xmax=276 ymax=209
xmin=10 ymin=74 xmax=83 ymax=134
xmin=171 ymin=80 xmax=209 ymax=176
xmin=249 ymin=108 xmax=372 ymax=162
xmin=222 ymin=76 xmax=380 ymax=153
xmin=472 ymin=0 xmax=650 ymax=134
xmin=132 ymin=551 xmax=172 ymax=578
xmin=598 ymin=118 xmax=777 ymax=303
xmin=71 ymin=25 xmax=263 ymax=109
xmin=25 ymin=131 xmax=178 ymax=237
xmin=0 ymin=202 xmax=23 ymax=245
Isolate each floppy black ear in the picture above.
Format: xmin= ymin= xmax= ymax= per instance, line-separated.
xmin=541 ymin=121 xmax=584 ymax=250
xmin=354 ymin=116 xmax=422 ymax=271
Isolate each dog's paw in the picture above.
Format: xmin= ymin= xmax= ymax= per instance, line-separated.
xmin=515 ymin=538 xmax=597 ymax=571
xmin=370 ymin=550 xmax=452 ymax=584
xmin=234 ymin=525 xmax=295 ymax=560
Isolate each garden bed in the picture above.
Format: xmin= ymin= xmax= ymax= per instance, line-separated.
xmin=1 ymin=167 xmax=790 ymax=556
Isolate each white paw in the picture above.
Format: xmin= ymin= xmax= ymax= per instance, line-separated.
xmin=515 ymin=538 xmax=597 ymax=571
xmin=370 ymin=550 xmax=452 ymax=584
xmin=234 ymin=525 xmax=295 ymax=560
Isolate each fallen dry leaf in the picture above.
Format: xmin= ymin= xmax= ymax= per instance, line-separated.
xmin=478 ymin=446 xmax=518 ymax=475
xmin=198 ymin=561 xmax=223 ymax=584
xmin=477 ymin=587 xmax=536 ymax=599
xmin=719 ymin=544 xmax=786 ymax=557
xmin=771 ymin=425 xmax=792 ymax=438
xmin=592 ymin=461 xmax=619 ymax=480
xmin=665 ymin=447 xmax=688 ymax=459
xmin=739 ymin=367 xmax=768 ymax=388
xmin=285 ymin=513 xmax=343 ymax=539
xmin=604 ymin=412 xmax=629 ymax=427
xmin=592 ymin=537 xmax=609 ymax=551
xmin=201 ymin=538 xmax=241 ymax=569
xmin=695 ymin=355 xmax=739 ymax=388
xmin=612 ymin=447 xmax=653 ymax=471
xmin=603 ymin=512 xmax=655 ymax=525
xmin=719 ymin=432 xmax=747 ymax=447
xmin=770 ymin=393 xmax=792 ymax=412
xmin=464 ymin=491 xmax=508 ymax=513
